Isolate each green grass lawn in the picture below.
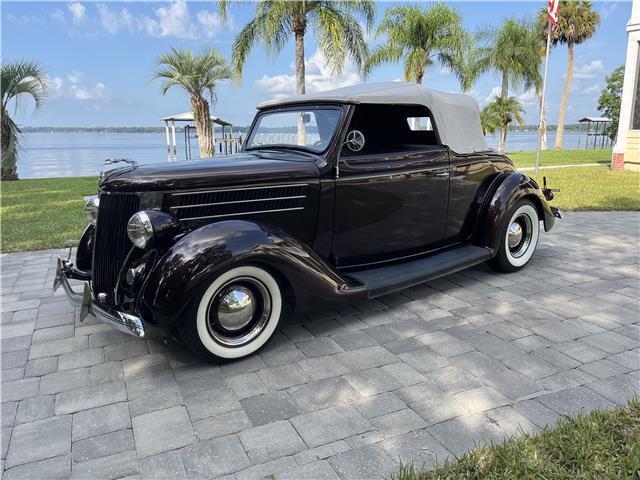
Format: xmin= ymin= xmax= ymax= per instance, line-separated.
xmin=392 ymin=399 xmax=640 ymax=480
xmin=0 ymin=159 xmax=638 ymax=252
xmin=508 ymin=149 xmax=612 ymax=168
xmin=530 ymin=166 xmax=640 ymax=212
xmin=1 ymin=176 xmax=98 ymax=252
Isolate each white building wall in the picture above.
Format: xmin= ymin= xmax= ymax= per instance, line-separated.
xmin=613 ymin=0 xmax=640 ymax=156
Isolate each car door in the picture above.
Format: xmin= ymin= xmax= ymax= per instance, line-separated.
xmin=331 ymin=145 xmax=450 ymax=267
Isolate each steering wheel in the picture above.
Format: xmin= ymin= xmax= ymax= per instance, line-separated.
xmin=344 ymin=130 xmax=365 ymax=152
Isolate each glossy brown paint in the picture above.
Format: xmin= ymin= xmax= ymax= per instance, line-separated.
xmin=140 ymin=220 xmax=366 ymax=324
xmin=332 ymin=147 xmax=450 ymax=267
xmin=446 ymin=151 xmax=515 ymax=242
xmin=100 ymin=151 xmax=320 ymax=193
xmin=477 ymin=172 xmax=555 ymax=253
xmin=76 ymin=100 xmax=556 ymax=330
xmin=75 ymin=225 xmax=94 ymax=272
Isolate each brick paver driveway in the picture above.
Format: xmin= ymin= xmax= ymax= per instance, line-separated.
xmin=1 ymin=212 xmax=639 ymax=479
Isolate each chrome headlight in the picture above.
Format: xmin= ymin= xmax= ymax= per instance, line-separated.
xmin=84 ymin=196 xmax=99 ymax=225
xmin=127 ymin=211 xmax=154 ymax=249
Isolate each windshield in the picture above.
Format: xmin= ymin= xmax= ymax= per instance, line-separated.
xmin=246 ymin=107 xmax=342 ymax=153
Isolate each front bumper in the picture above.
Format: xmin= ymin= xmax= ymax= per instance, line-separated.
xmin=53 ymin=258 xmax=145 ymax=337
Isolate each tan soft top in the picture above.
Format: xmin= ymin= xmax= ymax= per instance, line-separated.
xmin=258 ymin=82 xmax=490 ymax=154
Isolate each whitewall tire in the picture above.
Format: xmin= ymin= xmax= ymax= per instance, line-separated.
xmin=180 ymin=265 xmax=283 ymax=360
xmin=489 ymin=200 xmax=540 ymax=273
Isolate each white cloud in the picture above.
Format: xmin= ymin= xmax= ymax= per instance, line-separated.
xmin=196 ymin=10 xmax=225 ymax=38
xmin=52 ymin=0 xmax=226 ymax=39
xmin=68 ymin=2 xmax=86 ymax=25
xmin=46 ymin=74 xmax=108 ymax=101
xmin=573 ymin=60 xmax=605 ymax=79
xmin=46 ymin=77 xmax=65 ymax=98
xmin=481 ymin=86 xmax=537 ymax=109
xmin=254 ymin=49 xmax=362 ymax=99
xmin=139 ymin=0 xmax=199 ymax=39
xmin=96 ymin=3 xmax=134 ymax=35
xmin=517 ymin=88 xmax=537 ymax=108
xmin=67 ymin=71 xmax=83 ymax=84
xmin=484 ymin=86 xmax=501 ymax=104
xmin=440 ymin=65 xmax=452 ymax=76
xmin=51 ymin=9 xmax=66 ymax=23
xmin=580 ymin=84 xmax=601 ymax=96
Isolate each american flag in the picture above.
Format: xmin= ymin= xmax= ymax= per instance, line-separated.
xmin=548 ymin=0 xmax=560 ymax=29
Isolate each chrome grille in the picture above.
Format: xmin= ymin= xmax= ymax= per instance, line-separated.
xmin=167 ymin=184 xmax=307 ymax=221
xmin=92 ymin=193 xmax=140 ymax=306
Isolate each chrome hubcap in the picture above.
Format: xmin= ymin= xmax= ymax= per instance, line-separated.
xmin=207 ymin=277 xmax=271 ymax=347
xmin=507 ymin=214 xmax=533 ymax=259
xmin=508 ymin=222 xmax=524 ymax=249
xmin=217 ymin=286 xmax=256 ymax=331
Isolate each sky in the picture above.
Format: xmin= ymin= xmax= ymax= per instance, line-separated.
xmin=1 ymin=0 xmax=631 ymax=127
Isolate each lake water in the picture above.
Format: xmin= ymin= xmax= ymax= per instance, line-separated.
xmin=17 ymin=130 xmax=593 ymax=179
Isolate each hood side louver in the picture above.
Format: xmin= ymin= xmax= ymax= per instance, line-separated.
xmin=166 ymin=184 xmax=308 ymax=221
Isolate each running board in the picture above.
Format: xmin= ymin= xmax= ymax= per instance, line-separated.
xmin=346 ymin=245 xmax=492 ymax=298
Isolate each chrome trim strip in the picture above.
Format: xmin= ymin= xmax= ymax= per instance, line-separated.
xmin=181 ymin=206 xmax=305 ymax=221
xmin=170 ymin=195 xmax=306 ymax=210
xmin=170 ymin=183 xmax=308 ymax=196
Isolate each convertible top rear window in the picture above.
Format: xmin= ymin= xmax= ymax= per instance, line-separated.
xmin=342 ymin=104 xmax=441 ymax=156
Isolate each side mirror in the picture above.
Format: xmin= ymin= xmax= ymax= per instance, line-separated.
xmin=343 ymin=130 xmax=365 ymax=152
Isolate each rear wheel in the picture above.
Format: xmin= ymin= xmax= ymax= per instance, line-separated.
xmin=179 ymin=265 xmax=283 ymax=361
xmin=488 ymin=200 xmax=540 ymax=273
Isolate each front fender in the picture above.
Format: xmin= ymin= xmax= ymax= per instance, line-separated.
xmin=140 ymin=220 xmax=365 ymax=325
xmin=476 ymin=172 xmax=555 ymax=254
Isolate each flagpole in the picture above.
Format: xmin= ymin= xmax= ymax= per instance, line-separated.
xmin=535 ymin=20 xmax=552 ymax=176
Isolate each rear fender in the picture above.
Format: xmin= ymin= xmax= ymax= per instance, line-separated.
xmin=140 ymin=220 xmax=365 ymax=325
xmin=475 ymin=172 xmax=555 ymax=254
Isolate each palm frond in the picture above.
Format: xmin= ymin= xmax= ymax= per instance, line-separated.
xmin=151 ymin=47 xmax=233 ymax=102
xmin=366 ymin=3 xmax=469 ymax=88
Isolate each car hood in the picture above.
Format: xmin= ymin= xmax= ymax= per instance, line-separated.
xmin=100 ymin=150 xmax=320 ymax=192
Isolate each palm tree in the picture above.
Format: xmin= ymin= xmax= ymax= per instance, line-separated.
xmin=219 ymin=0 xmax=375 ymax=96
xmin=1 ymin=60 xmax=47 ymax=180
xmin=540 ymin=0 xmax=600 ymax=149
xmin=468 ymin=18 xmax=541 ymax=152
xmin=363 ymin=3 xmax=470 ymax=87
xmin=481 ymin=96 xmax=526 ymax=153
xmin=152 ymin=48 xmax=233 ymax=158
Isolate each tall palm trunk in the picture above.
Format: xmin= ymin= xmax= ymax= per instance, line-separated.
xmin=191 ymin=96 xmax=214 ymax=158
xmin=1 ymin=107 xmax=19 ymax=180
xmin=293 ymin=13 xmax=307 ymax=145
xmin=555 ymin=42 xmax=574 ymax=150
xmin=498 ymin=71 xmax=509 ymax=153
xmin=499 ymin=125 xmax=508 ymax=154
xmin=538 ymin=89 xmax=547 ymax=150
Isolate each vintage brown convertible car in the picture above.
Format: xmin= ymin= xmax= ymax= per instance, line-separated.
xmin=54 ymin=82 xmax=561 ymax=360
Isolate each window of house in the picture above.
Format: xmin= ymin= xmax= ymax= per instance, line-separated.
xmin=341 ymin=104 xmax=441 ymax=156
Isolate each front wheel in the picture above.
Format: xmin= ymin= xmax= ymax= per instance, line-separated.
xmin=488 ymin=200 xmax=540 ymax=273
xmin=179 ymin=265 xmax=283 ymax=361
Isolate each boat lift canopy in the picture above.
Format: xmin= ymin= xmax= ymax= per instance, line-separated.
xmin=162 ymin=112 xmax=234 ymax=160
xmin=577 ymin=116 xmax=613 ymax=149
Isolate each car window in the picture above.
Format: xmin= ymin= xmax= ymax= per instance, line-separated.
xmin=246 ymin=108 xmax=341 ymax=153
xmin=406 ymin=117 xmax=433 ymax=131
xmin=342 ymin=104 xmax=441 ymax=157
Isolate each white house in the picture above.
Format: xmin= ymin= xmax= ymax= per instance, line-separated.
xmin=612 ymin=0 xmax=640 ymax=171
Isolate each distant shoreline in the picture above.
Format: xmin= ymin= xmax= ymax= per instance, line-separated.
xmin=22 ymin=124 xmax=586 ymax=134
